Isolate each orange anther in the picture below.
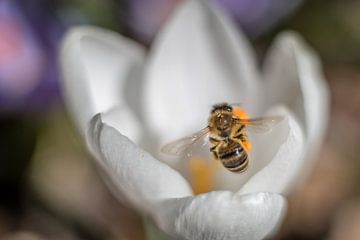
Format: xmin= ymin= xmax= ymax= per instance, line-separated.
xmin=189 ymin=157 xmax=218 ymax=194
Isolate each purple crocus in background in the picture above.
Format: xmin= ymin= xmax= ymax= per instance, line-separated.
xmin=215 ymin=0 xmax=303 ymax=38
xmin=0 ymin=0 xmax=63 ymax=113
xmin=126 ymin=0 xmax=303 ymax=43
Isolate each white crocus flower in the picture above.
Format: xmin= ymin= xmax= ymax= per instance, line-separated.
xmin=60 ymin=1 xmax=329 ymax=239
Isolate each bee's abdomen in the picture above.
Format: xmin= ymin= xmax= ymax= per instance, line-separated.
xmin=219 ymin=146 xmax=248 ymax=172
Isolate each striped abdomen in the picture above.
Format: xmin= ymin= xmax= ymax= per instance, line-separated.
xmin=217 ymin=140 xmax=249 ymax=172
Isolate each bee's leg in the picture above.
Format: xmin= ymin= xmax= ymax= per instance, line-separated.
xmin=209 ymin=137 xmax=220 ymax=160
xmin=210 ymin=146 xmax=219 ymax=159
xmin=233 ymin=125 xmax=247 ymax=142
xmin=232 ymin=125 xmax=246 ymax=141
xmin=234 ymin=125 xmax=245 ymax=135
xmin=233 ymin=133 xmax=252 ymax=152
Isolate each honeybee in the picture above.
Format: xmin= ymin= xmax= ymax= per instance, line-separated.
xmin=161 ymin=103 xmax=282 ymax=172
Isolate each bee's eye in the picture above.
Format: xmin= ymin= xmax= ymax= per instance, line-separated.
xmin=225 ymin=106 xmax=232 ymax=112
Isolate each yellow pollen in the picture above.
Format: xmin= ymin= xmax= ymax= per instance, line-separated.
xmin=233 ymin=106 xmax=250 ymax=120
xmin=233 ymin=106 xmax=252 ymax=152
xmin=189 ymin=157 xmax=219 ymax=194
xmin=242 ymin=140 xmax=252 ymax=152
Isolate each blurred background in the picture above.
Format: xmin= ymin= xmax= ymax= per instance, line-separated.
xmin=0 ymin=0 xmax=359 ymax=239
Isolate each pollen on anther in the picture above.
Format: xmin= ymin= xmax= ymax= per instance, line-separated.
xmin=189 ymin=157 xmax=219 ymax=194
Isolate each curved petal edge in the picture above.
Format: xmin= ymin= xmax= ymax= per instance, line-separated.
xmin=153 ymin=191 xmax=287 ymax=240
xmin=87 ymin=114 xmax=193 ymax=212
xmin=238 ymin=106 xmax=305 ymax=195
xmin=60 ymin=26 xmax=145 ymax=136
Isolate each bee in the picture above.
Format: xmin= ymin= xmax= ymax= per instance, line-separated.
xmin=161 ymin=103 xmax=282 ymax=173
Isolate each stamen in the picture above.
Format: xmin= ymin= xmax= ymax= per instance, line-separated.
xmin=189 ymin=157 xmax=219 ymax=194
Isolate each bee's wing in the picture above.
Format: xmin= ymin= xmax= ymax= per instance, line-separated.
xmin=229 ymin=103 xmax=243 ymax=107
xmin=161 ymin=127 xmax=210 ymax=156
xmin=235 ymin=116 xmax=284 ymax=133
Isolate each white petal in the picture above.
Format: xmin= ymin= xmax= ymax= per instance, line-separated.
xmin=60 ymin=26 xmax=145 ymax=138
xmin=88 ymin=113 xmax=286 ymax=240
xmin=101 ymin=106 xmax=143 ymax=145
xmin=263 ymin=31 xmax=329 ymax=152
xmin=238 ymin=106 xmax=304 ymax=194
xmin=88 ymin=114 xmax=193 ymax=211
xmin=143 ymin=0 xmax=260 ymax=145
xmin=153 ymin=191 xmax=287 ymax=240
xmin=262 ymin=32 xmax=330 ymax=184
xmin=281 ymin=32 xmax=330 ymax=158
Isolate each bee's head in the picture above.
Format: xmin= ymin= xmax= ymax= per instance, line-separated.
xmin=214 ymin=113 xmax=233 ymax=132
xmin=209 ymin=103 xmax=234 ymax=137
xmin=211 ymin=103 xmax=232 ymax=114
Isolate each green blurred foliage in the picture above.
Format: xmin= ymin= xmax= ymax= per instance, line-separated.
xmin=262 ymin=0 xmax=360 ymax=65
xmin=58 ymin=0 xmax=126 ymax=31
